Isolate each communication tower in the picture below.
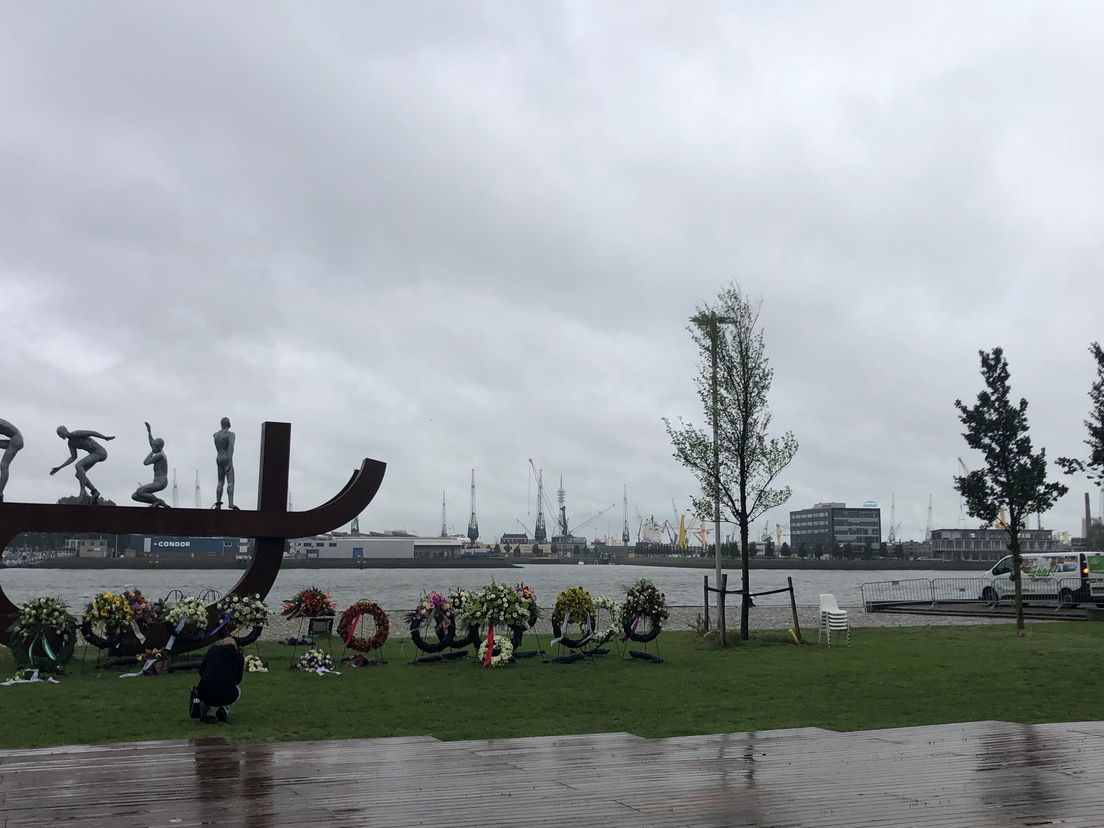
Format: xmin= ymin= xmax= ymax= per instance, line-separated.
xmin=194 ymin=470 xmax=201 ymax=509
xmin=440 ymin=491 xmax=448 ymax=538
xmin=467 ymin=469 xmax=479 ymax=543
xmin=172 ymin=469 xmax=179 ymax=509
xmin=925 ymin=495 xmax=933 ymax=541
xmin=556 ymin=476 xmax=569 ymax=537
xmin=534 ymin=469 xmax=547 ymax=542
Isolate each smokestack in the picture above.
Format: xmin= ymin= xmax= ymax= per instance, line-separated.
xmin=1086 ymin=493 xmax=1093 ymax=538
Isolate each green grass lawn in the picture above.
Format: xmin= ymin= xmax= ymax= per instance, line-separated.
xmin=2 ymin=623 xmax=1101 ymax=749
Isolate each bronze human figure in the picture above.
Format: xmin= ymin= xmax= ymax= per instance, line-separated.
xmin=213 ymin=417 xmax=238 ymax=510
xmin=50 ymin=426 xmax=114 ymax=504
xmin=132 ymin=422 xmax=170 ymax=507
xmin=0 ymin=418 xmax=24 ymax=503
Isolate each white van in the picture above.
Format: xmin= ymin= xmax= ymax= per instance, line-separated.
xmin=979 ymin=552 xmax=1104 ymax=604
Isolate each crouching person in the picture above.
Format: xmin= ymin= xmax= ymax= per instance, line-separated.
xmin=190 ymin=638 xmax=244 ymax=723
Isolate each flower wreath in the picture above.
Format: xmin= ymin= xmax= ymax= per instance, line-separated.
xmin=619 ymin=578 xmax=670 ymax=643
xmin=165 ymin=597 xmax=210 ymax=635
xmin=515 ymin=583 xmax=541 ymax=629
xmin=282 ymin=586 xmax=336 ymax=619
xmin=551 ymin=586 xmax=597 ymax=650
xmin=216 ymin=593 xmax=269 ymax=631
xmin=477 ymin=635 xmax=514 ymax=668
xmin=83 ymin=591 xmax=134 ymax=637
xmin=408 ymin=591 xmax=456 ymax=654
xmin=447 ymin=588 xmax=481 ymax=649
xmin=338 ymin=600 xmax=390 ymax=652
xmin=590 ymin=596 xmax=620 ymax=647
xmin=9 ymin=597 xmax=77 ymax=668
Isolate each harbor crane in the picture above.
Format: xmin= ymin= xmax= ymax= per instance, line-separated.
xmin=573 ymin=503 xmax=617 ymax=537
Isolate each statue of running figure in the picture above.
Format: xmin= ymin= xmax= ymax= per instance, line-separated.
xmin=213 ymin=417 xmax=238 ymax=510
xmin=0 ymin=418 xmax=24 ymax=503
xmin=132 ymin=422 xmax=170 ymax=508
xmin=51 ymin=426 xmax=115 ymax=504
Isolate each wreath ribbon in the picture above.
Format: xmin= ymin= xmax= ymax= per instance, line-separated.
xmin=343 ymin=612 xmax=365 ymax=647
xmin=482 ymin=623 xmax=495 ymax=667
xmin=621 ymin=613 xmax=641 ymax=643
xmin=30 ymin=633 xmax=57 ymax=665
xmin=208 ymin=612 xmax=234 ymax=640
xmin=164 ymin=617 xmax=188 ymax=652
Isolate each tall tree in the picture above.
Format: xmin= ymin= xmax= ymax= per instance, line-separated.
xmin=664 ymin=284 xmax=798 ymax=640
xmin=954 ymin=348 xmax=1068 ymax=634
xmin=1058 ymin=342 xmax=1104 ymax=492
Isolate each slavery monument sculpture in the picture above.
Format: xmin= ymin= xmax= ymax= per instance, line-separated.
xmin=0 ymin=419 xmax=386 ymax=653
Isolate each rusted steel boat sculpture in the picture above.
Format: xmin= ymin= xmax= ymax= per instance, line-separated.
xmin=0 ymin=422 xmax=386 ymax=653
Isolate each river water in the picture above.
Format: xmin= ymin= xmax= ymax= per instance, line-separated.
xmin=0 ymin=564 xmax=976 ymax=611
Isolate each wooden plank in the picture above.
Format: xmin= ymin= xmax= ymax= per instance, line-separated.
xmin=4 ymin=721 xmax=1104 ymax=826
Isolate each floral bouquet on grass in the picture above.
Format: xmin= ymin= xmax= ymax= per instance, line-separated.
xmin=297 ymin=648 xmax=333 ymax=672
xmin=515 ymin=583 xmax=541 ymax=629
xmin=282 ymin=586 xmax=336 ymax=619
xmin=8 ymin=597 xmax=77 ymax=664
xmin=136 ymin=647 xmax=167 ymax=663
xmin=165 ymin=596 xmax=210 ymax=635
xmin=245 ymin=654 xmax=268 ymax=673
xmin=216 ymin=593 xmax=269 ymax=631
xmin=464 ymin=582 xmax=532 ymax=630
xmin=83 ymin=591 xmax=134 ymax=637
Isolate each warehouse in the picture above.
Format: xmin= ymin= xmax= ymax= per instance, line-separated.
xmin=290 ymin=534 xmax=464 ymax=560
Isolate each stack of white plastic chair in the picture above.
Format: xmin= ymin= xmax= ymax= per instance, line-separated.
xmin=818 ymin=593 xmax=850 ymax=646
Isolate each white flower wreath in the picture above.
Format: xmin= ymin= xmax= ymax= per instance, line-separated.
xmin=165 ymin=597 xmax=209 ymax=632
xmin=244 ymin=654 xmax=268 ymax=673
xmin=592 ymin=596 xmax=620 ymax=645
xmin=477 ymin=635 xmax=514 ymax=667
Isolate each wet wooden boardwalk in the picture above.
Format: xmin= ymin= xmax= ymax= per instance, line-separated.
xmin=3 ymin=720 xmax=1104 ymax=826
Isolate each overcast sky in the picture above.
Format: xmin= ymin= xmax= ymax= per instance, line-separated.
xmin=1 ymin=3 xmax=1102 ymax=545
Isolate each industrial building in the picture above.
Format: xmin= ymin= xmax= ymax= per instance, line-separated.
xmin=290 ymin=533 xmax=464 ymax=560
xmin=929 ymin=528 xmax=1056 ymax=561
xmin=789 ymin=503 xmax=882 ymax=552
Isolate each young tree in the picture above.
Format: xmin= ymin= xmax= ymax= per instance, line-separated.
xmin=1058 ymin=342 xmax=1104 ymax=490
xmin=955 ymin=348 xmax=1069 ymax=634
xmin=664 ymin=285 xmax=798 ymax=640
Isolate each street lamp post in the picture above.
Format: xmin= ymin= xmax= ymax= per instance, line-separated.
xmin=695 ymin=312 xmax=737 ymax=643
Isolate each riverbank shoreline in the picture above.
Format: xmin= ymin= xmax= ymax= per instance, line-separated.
xmin=6 ymin=555 xmax=986 ymax=571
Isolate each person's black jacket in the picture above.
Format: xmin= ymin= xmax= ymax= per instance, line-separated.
xmin=196 ymin=644 xmax=244 ymax=706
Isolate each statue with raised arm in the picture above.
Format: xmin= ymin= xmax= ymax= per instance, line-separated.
xmin=132 ymin=422 xmax=170 ymax=508
xmin=213 ymin=417 xmax=238 ymax=510
xmin=51 ymin=426 xmax=115 ymax=504
xmin=0 ymin=418 xmax=24 ymax=503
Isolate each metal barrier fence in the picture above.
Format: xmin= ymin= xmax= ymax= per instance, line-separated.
xmin=860 ymin=579 xmax=936 ymax=609
xmin=863 ymin=576 xmax=1104 ymax=611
